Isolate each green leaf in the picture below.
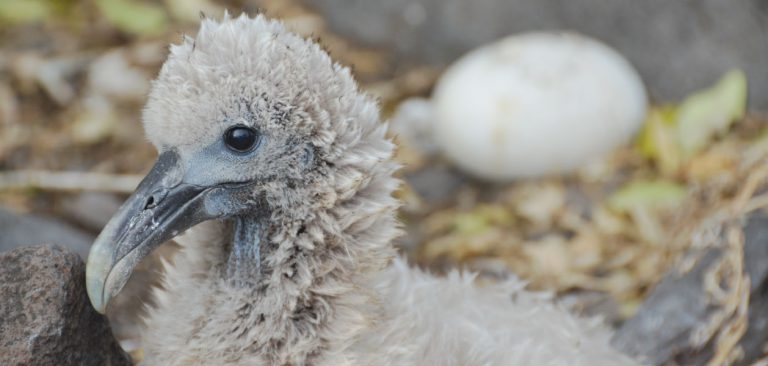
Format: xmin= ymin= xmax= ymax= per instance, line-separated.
xmin=676 ymin=70 xmax=748 ymax=158
xmin=636 ymin=106 xmax=681 ymax=176
xmin=0 ymin=0 xmax=52 ymax=24
xmin=164 ymin=0 xmax=220 ymax=23
xmin=453 ymin=205 xmax=513 ymax=236
xmin=95 ymin=0 xmax=168 ymax=36
xmin=608 ymin=180 xmax=687 ymax=213
xmin=454 ymin=213 xmax=490 ymax=236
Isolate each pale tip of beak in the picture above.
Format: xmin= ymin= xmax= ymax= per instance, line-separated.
xmin=85 ymin=236 xmax=112 ymax=314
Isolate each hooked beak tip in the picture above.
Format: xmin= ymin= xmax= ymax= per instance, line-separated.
xmin=86 ymin=235 xmax=112 ymax=314
xmin=83 ymin=150 xmax=226 ymax=314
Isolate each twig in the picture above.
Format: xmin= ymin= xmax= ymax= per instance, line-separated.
xmin=732 ymin=164 xmax=768 ymax=214
xmin=0 ymin=170 xmax=142 ymax=193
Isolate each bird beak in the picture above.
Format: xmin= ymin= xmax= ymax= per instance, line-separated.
xmin=86 ymin=151 xmax=213 ymax=314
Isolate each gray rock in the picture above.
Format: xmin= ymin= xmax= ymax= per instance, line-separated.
xmin=611 ymin=249 xmax=719 ymax=365
xmin=0 ymin=245 xmax=131 ymax=366
xmin=405 ymin=162 xmax=466 ymax=205
xmin=735 ymin=213 xmax=768 ymax=365
xmin=612 ymin=211 xmax=768 ymax=365
xmin=308 ymin=0 xmax=768 ymax=110
xmin=0 ymin=207 xmax=94 ymax=259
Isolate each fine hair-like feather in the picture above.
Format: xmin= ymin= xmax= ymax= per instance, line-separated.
xmin=136 ymin=13 xmax=639 ymax=366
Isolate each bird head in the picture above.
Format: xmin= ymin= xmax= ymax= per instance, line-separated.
xmin=86 ymin=14 xmax=396 ymax=313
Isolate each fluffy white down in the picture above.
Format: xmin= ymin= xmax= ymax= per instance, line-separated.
xmin=134 ymin=14 xmax=639 ymax=366
xmin=145 ymin=224 xmax=637 ymax=366
xmin=351 ymin=259 xmax=635 ymax=366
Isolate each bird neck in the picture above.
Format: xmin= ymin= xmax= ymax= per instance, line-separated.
xmin=148 ymin=129 xmax=402 ymax=363
xmin=283 ymin=169 xmax=402 ymax=359
xmin=224 ymin=215 xmax=264 ymax=287
xmin=202 ymin=167 xmax=400 ymax=363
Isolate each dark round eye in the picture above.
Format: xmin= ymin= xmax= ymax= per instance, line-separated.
xmin=224 ymin=126 xmax=259 ymax=152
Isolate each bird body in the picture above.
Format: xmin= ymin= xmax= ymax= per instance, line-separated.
xmin=86 ymin=14 xmax=638 ymax=366
xmin=144 ymin=223 xmax=633 ymax=366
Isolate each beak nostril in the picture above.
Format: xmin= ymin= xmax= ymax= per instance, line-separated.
xmin=144 ymin=196 xmax=156 ymax=210
xmin=143 ymin=188 xmax=168 ymax=210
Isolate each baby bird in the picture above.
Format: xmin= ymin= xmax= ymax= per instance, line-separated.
xmin=86 ymin=14 xmax=639 ymax=366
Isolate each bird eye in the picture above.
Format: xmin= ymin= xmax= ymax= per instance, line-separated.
xmin=224 ymin=126 xmax=259 ymax=152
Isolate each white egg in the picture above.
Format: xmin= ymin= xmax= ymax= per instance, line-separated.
xmin=433 ymin=32 xmax=647 ymax=180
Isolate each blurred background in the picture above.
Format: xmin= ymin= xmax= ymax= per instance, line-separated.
xmin=0 ymin=0 xmax=767 ymax=364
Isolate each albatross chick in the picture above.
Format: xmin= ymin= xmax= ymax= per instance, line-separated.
xmin=86 ymin=14 xmax=639 ymax=366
